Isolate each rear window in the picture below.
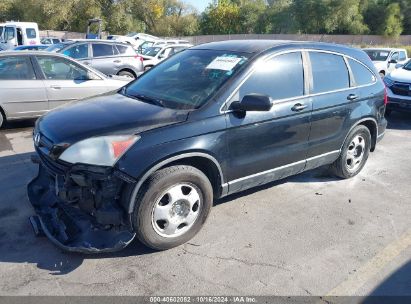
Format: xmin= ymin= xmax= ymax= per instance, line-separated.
xmin=0 ymin=56 xmax=36 ymax=80
xmin=92 ymin=43 xmax=115 ymax=57
xmin=26 ymin=28 xmax=37 ymax=39
xmin=348 ymin=59 xmax=376 ymax=86
xmin=309 ymin=52 xmax=349 ymax=94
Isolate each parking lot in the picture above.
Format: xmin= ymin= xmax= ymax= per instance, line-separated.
xmin=0 ymin=112 xmax=410 ymax=296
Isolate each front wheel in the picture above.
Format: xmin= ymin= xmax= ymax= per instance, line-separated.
xmin=331 ymin=125 xmax=371 ymax=179
xmin=132 ymin=165 xmax=213 ymax=250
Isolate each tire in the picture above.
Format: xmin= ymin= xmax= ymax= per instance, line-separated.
xmin=117 ymin=70 xmax=135 ymax=79
xmin=379 ymin=71 xmax=385 ymax=78
xmin=330 ymin=125 xmax=371 ymax=179
xmin=132 ymin=165 xmax=213 ymax=250
xmin=0 ymin=110 xmax=4 ymax=129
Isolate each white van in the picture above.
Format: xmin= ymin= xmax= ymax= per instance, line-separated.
xmin=0 ymin=22 xmax=41 ymax=50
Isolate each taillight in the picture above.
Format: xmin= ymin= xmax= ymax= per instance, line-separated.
xmin=135 ymin=55 xmax=143 ymax=62
xmin=384 ymin=85 xmax=388 ymax=105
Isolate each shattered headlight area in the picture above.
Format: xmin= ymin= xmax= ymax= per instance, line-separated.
xmin=28 ymin=147 xmax=136 ymax=253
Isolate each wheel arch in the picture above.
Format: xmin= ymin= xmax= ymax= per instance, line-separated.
xmin=342 ymin=118 xmax=378 ymax=153
xmin=117 ymin=68 xmax=136 ymax=78
xmin=126 ymin=152 xmax=226 ymax=214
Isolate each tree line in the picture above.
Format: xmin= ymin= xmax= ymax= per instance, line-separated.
xmin=0 ymin=0 xmax=410 ymax=37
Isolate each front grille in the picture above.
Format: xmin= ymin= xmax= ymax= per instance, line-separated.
xmin=36 ymin=146 xmax=69 ymax=175
xmin=391 ymin=82 xmax=411 ymax=97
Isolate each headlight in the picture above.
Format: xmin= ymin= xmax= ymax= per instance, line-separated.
xmin=383 ymin=77 xmax=395 ymax=87
xmin=59 ymin=135 xmax=140 ymax=166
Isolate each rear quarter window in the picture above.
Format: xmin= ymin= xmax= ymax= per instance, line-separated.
xmin=309 ymin=52 xmax=349 ymax=94
xmin=116 ymin=44 xmax=136 ymax=56
xmin=348 ymin=59 xmax=376 ymax=86
xmin=26 ymin=28 xmax=37 ymax=39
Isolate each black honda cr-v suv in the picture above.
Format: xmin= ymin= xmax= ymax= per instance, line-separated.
xmin=28 ymin=40 xmax=387 ymax=253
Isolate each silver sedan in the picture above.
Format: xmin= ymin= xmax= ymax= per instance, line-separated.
xmin=0 ymin=51 xmax=132 ymax=128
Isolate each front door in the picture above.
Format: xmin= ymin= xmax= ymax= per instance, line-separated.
xmin=34 ymin=55 xmax=107 ymax=109
xmin=224 ymin=51 xmax=312 ymax=193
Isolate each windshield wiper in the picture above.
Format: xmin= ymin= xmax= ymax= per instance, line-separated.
xmin=134 ymin=94 xmax=166 ymax=107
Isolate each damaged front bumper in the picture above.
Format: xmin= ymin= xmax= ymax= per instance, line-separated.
xmin=27 ymin=151 xmax=136 ymax=254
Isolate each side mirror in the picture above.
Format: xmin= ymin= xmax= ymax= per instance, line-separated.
xmin=389 ymin=59 xmax=398 ymax=64
xmin=231 ymin=94 xmax=272 ymax=112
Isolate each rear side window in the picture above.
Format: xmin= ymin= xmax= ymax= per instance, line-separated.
xmin=309 ymin=52 xmax=349 ymax=94
xmin=0 ymin=56 xmax=36 ymax=80
xmin=63 ymin=44 xmax=89 ymax=59
xmin=235 ymin=52 xmax=304 ymax=101
xmin=348 ymin=59 xmax=376 ymax=86
xmin=116 ymin=44 xmax=135 ymax=55
xmin=92 ymin=43 xmax=115 ymax=57
xmin=26 ymin=28 xmax=37 ymax=39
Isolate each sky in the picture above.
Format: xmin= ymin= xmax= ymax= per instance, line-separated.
xmin=184 ymin=0 xmax=213 ymax=12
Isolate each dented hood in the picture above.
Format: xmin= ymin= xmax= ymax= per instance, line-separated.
xmin=37 ymin=92 xmax=189 ymax=144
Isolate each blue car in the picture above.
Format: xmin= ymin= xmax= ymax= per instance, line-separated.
xmin=14 ymin=45 xmax=50 ymax=51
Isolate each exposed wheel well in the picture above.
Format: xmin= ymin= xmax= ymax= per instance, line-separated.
xmin=0 ymin=106 xmax=6 ymax=128
xmin=117 ymin=68 xmax=136 ymax=78
xmin=358 ymin=120 xmax=377 ymax=152
xmin=162 ymin=157 xmax=223 ymax=198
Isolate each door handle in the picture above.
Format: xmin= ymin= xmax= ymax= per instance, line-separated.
xmin=291 ymin=103 xmax=308 ymax=112
xmin=347 ymin=94 xmax=359 ymax=101
xmin=50 ymin=85 xmax=61 ymax=89
xmin=83 ymin=61 xmax=91 ymax=65
xmin=113 ymin=60 xmax=121 ymax=63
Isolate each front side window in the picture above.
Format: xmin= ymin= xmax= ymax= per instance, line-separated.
xmin=391 ymin=52 xmax=399 ymax=61
xmin=232 ymin=52 xmax=304 ymax=102
xmin=26 ymin=28 xmax=37 ymax=39
xmin=36 ymin=56 xmax=90 ymax=80
xmin=92 ymin=43 xmax=115 ymax=57
xmin=63 ymin=44 xmax=89 ymax=59
xmin=348 ymin=59 xmax=376 ymax=86
xmin=124 ymin=49 xmax=250 ymax=110
xmin=309 ymin=52 xmax=349 ymax=94
xmin=0 ymin=56 xmax=36 ymax=80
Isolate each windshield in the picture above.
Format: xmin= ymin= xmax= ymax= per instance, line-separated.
xmin=143 ymin=46 xmax=162 ymax=57
xmin=46 ymin=43 xmax=70 ymax=52
xmin=365 ymin=50 xmax=390 ymax=61
xmin=123 ymin=49 xmax=250 ymax=110
xmin=403 ymin=60 xmax=411 ymax=71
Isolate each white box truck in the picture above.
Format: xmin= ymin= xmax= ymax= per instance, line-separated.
xmin=0 ymin=22 xmax=41 ymax=50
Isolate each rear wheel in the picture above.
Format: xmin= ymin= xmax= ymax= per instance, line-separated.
xmin=0 ymin=111 xmax=5 ymax=129
xmin=331 ymin=125 xmax=371 ymax=179
xmin=132 ymin=165 xmax=213 ymax=250
xmin=117 ymin=70 xmax=135 ymax=79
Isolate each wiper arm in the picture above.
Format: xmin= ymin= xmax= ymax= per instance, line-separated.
xmin=125 ymin=92 xmax=165 ymax=107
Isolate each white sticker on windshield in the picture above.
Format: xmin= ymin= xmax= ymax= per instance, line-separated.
xmin=380 ymin=52 xmax=389 ymax=57
xmin=206 ymin=57 xmax=242 ymax=71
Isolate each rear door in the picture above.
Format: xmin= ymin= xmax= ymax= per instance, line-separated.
xmin=225 ymin=51 xmax=312 ymax=193
xmin=305 ymin=51 xmax=357 ymax=169
xmin=90 ymin=43 xmax=118 ymax=75
xmin=34 ymin=55 xmax=109 ymax=109
xmin=0 ymin=55 xmax=48 ymax=119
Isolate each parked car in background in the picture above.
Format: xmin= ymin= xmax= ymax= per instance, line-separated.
xmin=41 ymin=37 xmax=63 ymax=45
xmin=384 ymin=60 xmax=411 ymax=115
xmin=28 ymin=40 xmax=387 ymax=253
xmin=137 ymin=39 xmax=190 ymax=54
xmin=142 ymin=44 xmax=192 ymax=70
xmin=0 ymin=51 xmax=131 ymax=128
xmin=364 ymin=48 xmax=408 ymax=77
xmin=14 ymin=45 xmax=50 ymax=51
xmin=0 ymin=22 xmax=41 ymax=50
xmin=112 ymin=33 xmax=160 ymax=49
xmin=52 ymin=40 xmax=144 ymax=78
